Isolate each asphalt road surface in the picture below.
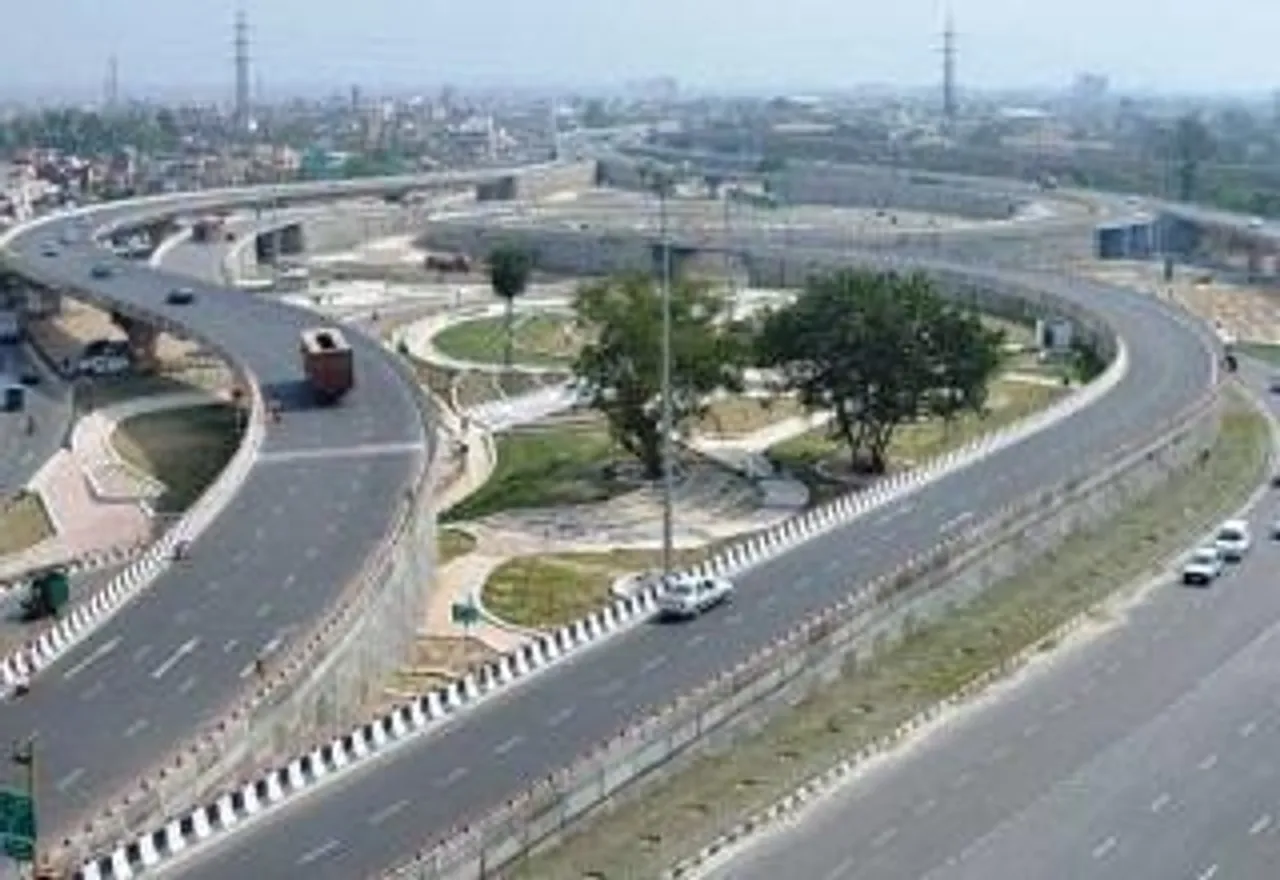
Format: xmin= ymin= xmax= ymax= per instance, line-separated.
xmin=0 ymin=207 xmax=429 ymax=835
xmin=704 ymin=364 xmax=1279 ymax=880
xmin=0 ymin=341 xmax=71 ymax=495
xmin=166 ymin=269 xmax=1214 ymax=879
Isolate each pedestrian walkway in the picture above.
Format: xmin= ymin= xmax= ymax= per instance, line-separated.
xmin=0 ymin=389 xmax=223 ymax=580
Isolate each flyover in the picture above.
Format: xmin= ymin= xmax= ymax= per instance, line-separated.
xmin=0 ymin=161 xmax=1217 ymax=878
xmin=0 ymin=164 xmax=591 ymax=848
xmin=84 ymin=254 xmax=1216 ymax=876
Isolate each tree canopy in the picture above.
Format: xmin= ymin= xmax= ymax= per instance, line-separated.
xmin=487 ymin=243 xmax=535 ymax=367
xmin=572 ymin=274 xmax=746 ymax=479
xmin=756 ymin=269 xmax=1005 ymax=474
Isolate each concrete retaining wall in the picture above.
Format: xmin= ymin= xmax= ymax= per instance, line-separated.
xmin=387 ymin=379 xmax=1222 ymax=879
xmin=57 ymin=350 xmax=441 ymax=865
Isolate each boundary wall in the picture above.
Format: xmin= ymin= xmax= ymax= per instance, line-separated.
xmin=383 ymin=354 xmax=1222 ymax=880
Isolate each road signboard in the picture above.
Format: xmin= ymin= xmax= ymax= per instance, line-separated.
xmin=450 ymin=600 xmax=480 ymax=628
xmin=0 ymin=787 xmax=35 ymax=862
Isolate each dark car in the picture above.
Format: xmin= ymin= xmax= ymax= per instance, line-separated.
xmin=18 ymin=368 xmax=40 ymax=387
xmin=41 ymin=245 xmax=58 ymax=258
xmin=90 ymin=263 xmax=115 ymax=279
xmin=166 ymin=287 xmax=196 ymax=306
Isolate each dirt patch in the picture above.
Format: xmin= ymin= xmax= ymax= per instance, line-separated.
xmin=696 ymin=396 xmax=806 ymax=438
xmin=0 ymin=491 xmax=54 ymax=556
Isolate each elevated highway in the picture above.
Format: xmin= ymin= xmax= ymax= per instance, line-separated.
xmin=137 ymin=249 xmax=1216 ymax=878
xmin=0 ymin=164 xmax=587 ymax=843
xmin=0 ymin=162 xmax=1217 ymax=878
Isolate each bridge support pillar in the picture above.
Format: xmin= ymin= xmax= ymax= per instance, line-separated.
xmin=1247 ymin=243 xmax=1263 ymax=281
xmin=111 ymin=313 xmax=160 ymax=374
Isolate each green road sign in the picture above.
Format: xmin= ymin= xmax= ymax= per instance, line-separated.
xmin=450 ymin=601 xmax=480 ymax=627
xmin=0 ymin=786 xmax=35 ymax=862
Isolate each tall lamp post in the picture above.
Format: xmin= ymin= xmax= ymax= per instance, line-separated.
xmin=656 ymin=171 xmax=675 ymax=578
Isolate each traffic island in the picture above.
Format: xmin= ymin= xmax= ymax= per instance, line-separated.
xmin=502 ymin=392 xmax=1263 ymax=880
xmin=0 ymin=492 xmax=53 ymax=558
xmin=431 ymin=312 xmax=584 ymax=369
xmin=772 ymin=377 xmax=1068 ymax=505
xmin=111 ymin=404 xmax=244 ymax=513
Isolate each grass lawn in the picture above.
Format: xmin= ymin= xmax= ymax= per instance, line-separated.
xmin=444 ymin=419 xmax=625 ymax=522
xmin=0 ymin=492 xmax=54 ymax=556
xmin=482 ymin=547 xmax=710 ymax=629
xmin=438 ymin=528 xmax=477 ymax=565
xmin=112 ymin=404 xmax=244 ymax=513
xmin=772 ymin=378 xmax=1067 ymax=503
xmin=432 ymin=313 xmax=582 ymax=368
xmin=512 ymin=395 xmax=1268 ymax=880
xmin=695 ymin=395 xmax=807 ymax=438
xmin=1239 ymin=342 xmax=1280 ymax=366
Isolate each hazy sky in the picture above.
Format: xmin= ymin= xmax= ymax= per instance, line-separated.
xmin=5 ymin=0 xmax=1279 ymax=100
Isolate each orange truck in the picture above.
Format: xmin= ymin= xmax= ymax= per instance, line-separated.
xmin=299 ymin=327 xmax=354 ymax=404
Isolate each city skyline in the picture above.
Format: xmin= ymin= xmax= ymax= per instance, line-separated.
xmin=2 ymin=0 xmax=1279 ymax=103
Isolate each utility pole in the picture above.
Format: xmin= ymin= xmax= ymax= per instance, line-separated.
xmin=105 ymin=55 xmax=120 ymax=111
xmin=656 ymin=171 xmax=675 ymax=578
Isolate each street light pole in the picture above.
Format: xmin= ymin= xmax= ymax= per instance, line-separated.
xmin=659 ymin=178 xmax=675 ymax=578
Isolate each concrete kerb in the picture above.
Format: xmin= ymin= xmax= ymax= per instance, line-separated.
xmin=665 ymin=380 xmax=1275 ymax=880
xmin=375 ymin=379 xmax=1221 ymax=880
xmin=0 ymin=373 xmax=265 ymax=698
xmin=73 ymin=322 xmax=1131 ymax=878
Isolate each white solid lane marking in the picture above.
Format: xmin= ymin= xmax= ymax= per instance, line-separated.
xmin=55 ymin=768 xmax=85 ymax=793
xmin=124 ymin=718 xmax=149 ymax=738
xmin=494 ymin=735 xmax=523 ymax=756
xmin=282 ymin=573 xmax=296 ymax=589
xmin=1092 ymin=836 xmax=1117 ymax=859
xmin=1196 ymin=865 xmax=1220 ymax=880
xmin=436 ymin=766 xmax=468 ymax=788
xmin=941 ymin=511 xmax=974 ymax=532
xmin=1250 ymin=813 xmax=1273 ymax=836
xmin=822 ymin=855 xmax=857 ymax=880
xmin=640 ymin=655 xmax=667 ymax=674
xmin=150 ymin=637 xmax=200 ymax=680
xmin=222 ymin=639 xmax=239 ymax=654
xmin=178 ymin=676 xmax=197 ymax=695
xmin=871 ymin=827 xmax=899 ymax=849
xmin=1199 ymin=754 xmax=1219 ymax=771
xmin=1240 ymin=720 xmax=1258 ymax=738
xmin=255 ymin=602 xmax=272 ymax=619
xmin=80 ymin=681 xmax=105 ymax=701
xmin=63 ymin=636 xmax=121 ymax=681
xmin=1151 ymin=793 xmax=1171 ymax=813
xmin=368 ymin=799 xmax=410 ymax=826
xmin=547 ymin=706 xmax=574 ymax=727
xmin=296 ymin=839 xmax=341 ymax=866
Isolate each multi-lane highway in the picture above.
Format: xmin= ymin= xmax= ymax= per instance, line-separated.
xmin=0 ymin=203 xmax=429 ymax=835
xmin=0 ymin=165 xmax=1219 ymax=877
xmin=705 ymin=361 xmax=1277 ymax=880
xmin=151 ymin=258 xmax=1214 ymax=878
xmin=0 ymin=341 xmax=69 ymax=495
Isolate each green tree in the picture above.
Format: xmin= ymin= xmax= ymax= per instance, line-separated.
xmin=572 ymin=274 xmax=746 ymax=479
xmin=487 ymin=243 xmax=535 ymax=367
xmin=756 ymin=269 xmax=1004 ymax=474
xmin=1173 ymin=113 xmax=1216 ymax=202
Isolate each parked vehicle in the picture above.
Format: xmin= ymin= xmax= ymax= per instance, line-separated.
xmin=300 ymin=327 xmax=354 ymax=404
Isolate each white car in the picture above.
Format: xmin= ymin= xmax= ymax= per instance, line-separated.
xmin=656 ymin=574 xmax=734 ymax=619
xmin=1182 ymin=546 xmax=1225 ymax=586
xmin=1214 ymin=519 xmax=1251 ymax=562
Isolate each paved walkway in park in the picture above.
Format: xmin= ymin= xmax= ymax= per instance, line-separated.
xmin=0 ymin=390 xmax=221 ymax=581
